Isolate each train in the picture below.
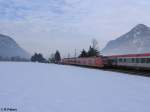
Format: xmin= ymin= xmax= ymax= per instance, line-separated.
xmin=61 ymin=53 xmax=150 ymax=70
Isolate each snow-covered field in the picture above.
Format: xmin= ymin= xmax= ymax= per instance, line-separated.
xmin=0 ymin=62 xmax=150 ymax=112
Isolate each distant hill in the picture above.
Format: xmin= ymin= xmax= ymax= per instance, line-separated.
xmin=102 ymin=24 xmax=150 ymax=55
xmin=0 ymin=34 xmax=30 ymax=59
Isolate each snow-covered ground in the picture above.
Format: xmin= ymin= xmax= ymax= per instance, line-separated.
xmin=0 ymin=62 xmax=150 ymax=112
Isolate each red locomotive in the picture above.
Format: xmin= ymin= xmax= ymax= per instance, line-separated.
xmin=61 ymin=53 xmax=150 ymax=70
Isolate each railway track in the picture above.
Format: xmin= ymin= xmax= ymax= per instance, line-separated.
xmin=102 ymin=68 xmax=150 ymax=77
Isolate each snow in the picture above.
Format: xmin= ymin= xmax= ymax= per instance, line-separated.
xmin=0 ymin=62 xmax=150 ymax=112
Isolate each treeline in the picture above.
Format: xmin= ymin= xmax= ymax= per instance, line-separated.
xmin=31 ymin=53 xmax=47 ymax=63
xmin=31 ymin=50 xmax=61 ymax=63
xmin=30 ymin=39 xmax=100 ymax=63
xmin=0 ymin=56 xmax=29 ymax=62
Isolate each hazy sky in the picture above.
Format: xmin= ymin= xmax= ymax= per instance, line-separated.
xmin=0 ymin=0 xmax=150 ymax=57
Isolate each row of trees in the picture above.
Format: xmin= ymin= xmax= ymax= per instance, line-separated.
xmin=0 ymin=56 xmax=29 ymax=62
xmin=31 ymin=50 xmax=61 ymax=63
xmin=30 ymin=39 xmax=100 ymax=63
xmin=31 ymin=53 xmax=47 ymax=63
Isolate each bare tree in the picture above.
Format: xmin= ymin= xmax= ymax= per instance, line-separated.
xmin=91 ymin=38 xmax=99 ymax=50
xmin=89 ymin=38 xmax=100 ymax=56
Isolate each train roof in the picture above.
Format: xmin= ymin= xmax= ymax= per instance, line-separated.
xmin=107 ymin=53 xmax=150 ymax=58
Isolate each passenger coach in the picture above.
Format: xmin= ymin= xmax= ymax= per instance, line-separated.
xmin=107 ymin=53 xmax=150 ymax=70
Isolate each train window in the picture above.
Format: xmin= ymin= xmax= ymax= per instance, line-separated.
xmin=141 ymin=58 xmax=145 ymax=63
xmin=123 ymin=58 xmax=126 ymax=62
xmin=112 ymin=58 xmax=117 ymax=63
xmin=132 ymin=58 xmax=135 ymax=63
xmin=119 ymin=58 xmax=122 ymax=62
xmin=127 ymin=58 xmax=132 ymax=63
xmin=146 ymin=58 xmax=150 ymax=63
xmin=136 ymin=58 xmax=139 ymax=63
xmin=115 ymin=59 xmax=117 ymax=62
xmin=126 ymin=58 xmax=129 ymax=63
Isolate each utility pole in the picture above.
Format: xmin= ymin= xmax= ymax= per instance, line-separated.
xmin=68 ymin=53 xmax=70 ymax=59
xmin=74 ymin=49 xmax=77 ymax=64
xmin=74 ymin=49 xmax=77 ymax=58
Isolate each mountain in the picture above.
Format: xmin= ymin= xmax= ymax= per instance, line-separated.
xmin=0 ymin=34 xmax=30 ymax=59
xmin=102 ymin=24 xmax=150 ymax=55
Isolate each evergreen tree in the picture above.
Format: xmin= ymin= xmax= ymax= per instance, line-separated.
xmin=31 ymin=53 xmax=46 ymax=63
xmin=79 ymin=49 xmax=88 ymax=57
xmin=54 ymin=50 xmax=61 ymax=63
xmin=87 ymin=46 xmax=100 ymax=57
xmin=38 ymin=53 xmax=46 ymax=62
xmin=87 ymin=46 xmax=92 ymax=57
xmin=87 ymin=39 xmax=100 ymax=57
xmin=31 ymin=53 xmax=38 ymax=62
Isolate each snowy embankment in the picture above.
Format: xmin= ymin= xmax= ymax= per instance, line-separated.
xmin=0 ymin=62 xmax=150 ymax=112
